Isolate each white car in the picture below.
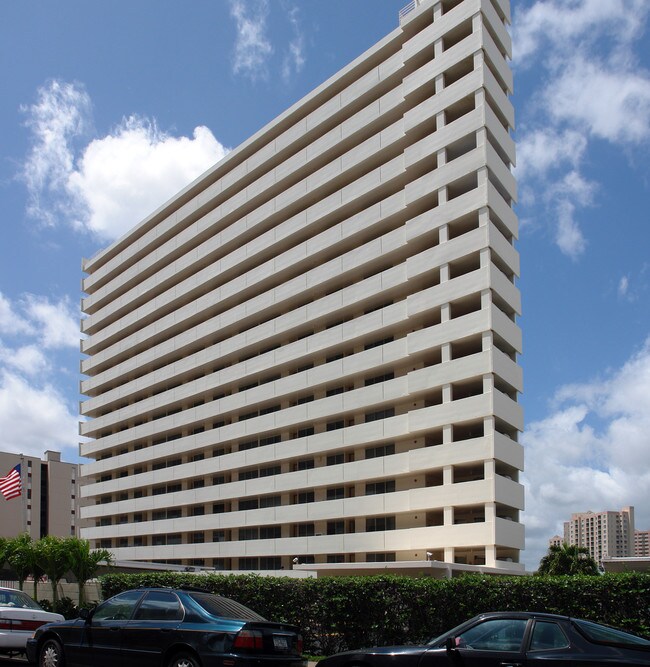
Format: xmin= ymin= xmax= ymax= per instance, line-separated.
xmin=0 ymin=586 xmax=64 ymax=656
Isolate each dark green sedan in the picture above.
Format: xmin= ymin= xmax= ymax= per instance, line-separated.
xmin=26 ymin=587 xmax=305 ymax=667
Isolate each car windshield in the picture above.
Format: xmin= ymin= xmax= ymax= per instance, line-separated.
xmin=0 ymin=589 xmax=43 ymax=610
xmin=573 ymin=619 xmax=650 ymax=648
xmin=188 ymin=592 xmax=265 ymax=621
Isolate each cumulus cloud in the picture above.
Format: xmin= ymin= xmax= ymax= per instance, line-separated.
xmin=282 ymin=5 xmax=306 ymax=83
xmin=0 ymin=292 xmax=80 ymax=460
xmin=522 ymin=337 xmax=650 ymax=568
xmin=229 ymin=0 xmax=274 ymax=81
xmin=23 ymin=294 xmax=79 ymax=349
xmin=68 ymin=117 xmax=228 ymax=240
xmin=0 ymin=369 xmax=79 ymax=459
xmin=513 ymin=0 xmax=650 ymax=258
xmin=21 ymin=80 xmax=229 ymax=242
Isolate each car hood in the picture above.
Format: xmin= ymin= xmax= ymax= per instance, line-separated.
xmin=322 ymin=645 xmax=428 ymax=664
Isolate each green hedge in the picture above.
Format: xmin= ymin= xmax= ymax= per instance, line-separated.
xmin=99 ymin=572 xmax=650 ymax=654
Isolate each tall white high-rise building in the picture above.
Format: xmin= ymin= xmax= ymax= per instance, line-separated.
xmin=79 ymin=0 xmax=523 ymax=574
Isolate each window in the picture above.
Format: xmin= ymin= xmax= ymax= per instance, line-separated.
xmin=260 ymin=465 xmax=281 ymax=477
xmin=327 ymin=521 xmax=345 ymax=535
xmin=530 ymin=622 xmax=569 ymax=651
xmin=239 ymin=440 xmax=258 ymax=451
xmin=295 ymin=491 xmax=314 ymax=504
xmin=297 ymin=458 xmax=314 ymax=470
xmin=297 ymin=523 xmax=315 ymax=537
xmin=366 ymin=516 xmax=396 ymax=531
xmin=212 ymin=530 xmax=227 ymax=542
xmin=326 ymin=386 xmax=344 ymax=396
xmin=239 ymin=498 xmax=259 ymax=511
xmin=260 ymin=495 xmax=281 ymax=508
xmin=260 ymin=557 xmax=282 ymax=570
xmin=190 ymin=532 xmax=205 ymax=544
xmin=327 ymin=453 xmax=344 ymax=466
xmin=239 ymin=469 xmax=258 ymax=481
xmin=260 ymin=526 xmax=281 ymax=539
xmin=365 ymin=372 xmax=395 ymax=386
xmin=93 ymin=590 xmax=142 ymax=621
xmin=192 ymin=479 xmax=205 ymax=489
xmin=260 ymin=434 xmax=281 ymax=446
xmin=364 ymin=336 xmax=394 ymax=350
xmin=366 ymin=480 xmax=396 ymax=495
xmin=365 ymin=443 xmax=395 ymax=459
xmin=296 ymin=395 xmax=314 ymax=405
xmin=365 ymin=408 xmax=395 ymax=422
xmin=191 ymin=506 xmax=205 ymax=516
xmin=327 ymin=487 xmax=345 ymax=500
xmin=367 ymin=552 xmax=396 ymax=562
xmin=239 ymin=528 xmax=259 ymax=541
xmin=297 ymin=426 xmax=314 ymax=438
xmin=327 ymin=420 xmax=344 ymax=431
xmin=457 ymin=618 xmax=527 ymax=652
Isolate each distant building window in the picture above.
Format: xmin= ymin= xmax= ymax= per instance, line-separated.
xmin=366 ymin=516 xmax=396 ymax=532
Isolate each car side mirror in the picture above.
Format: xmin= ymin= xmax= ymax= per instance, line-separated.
xmin=445 ymin=637 xmax=457 ymax=652
xmin=79 ymin=608 xmax=92 ymax=621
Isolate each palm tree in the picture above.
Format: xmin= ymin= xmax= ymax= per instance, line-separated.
xmin=537 ymin=543 xmax=600 ymax=576
xmin=66 ymin=537 xmax=113 ymax=606
xmin=5 ymin=533 xmax=35 ymax=591
xmin=34 ymin=536 xmax=71 ymax=604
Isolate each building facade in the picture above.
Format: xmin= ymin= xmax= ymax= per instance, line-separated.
xmin=563 ymin=507 xmax=635 ymax=563
xmin=634 ymin=529 xmax=650 ymax=557
xmin=0 ymin=451 xmax=78 ymax=540
xmin=79 ymin=0 xmax=523 ymax=573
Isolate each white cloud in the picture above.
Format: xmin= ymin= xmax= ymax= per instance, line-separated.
xmin=20 ymin=80 xmax=92 ymax=228
xmin=229 ymin=0 xmax=274 ymax=81
xmin=0 ymin=369 xmax=79 ymax=460
xmin=549 ymin=57 xmax=650 ymax=144
xmin=522 ymin=337 xmax=650 ymax=568
xmin=0 ymin=344 xmax=49 ymax=377
xmin=282 ymin=5 xmax=306 ymax=83
xmin=21 ymin=80 xmax=229 ymax=242
xmin=513 ymin=0 xmax=650 ymax=258
xmin=516 ymin=129 xmax=587 ymax=181
xmin=67 ymin=117 xmax=228 ymax=240
xmin=0 ymin=292 xmax=33 ymax=336
xmin=24 ymin=294 xmax=79 ymax=349
xmin=618 ymin=275 xmax=630 ymax=299
xmin=513 ymin=0 xmax=649 ymax=63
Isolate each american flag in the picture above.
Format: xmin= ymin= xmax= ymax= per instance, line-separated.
xmin=0 ymin=464 xmax=22 ymax=501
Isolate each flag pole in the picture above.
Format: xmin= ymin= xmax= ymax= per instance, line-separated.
xmin=20 ymin=454 xmax=27 ymax=536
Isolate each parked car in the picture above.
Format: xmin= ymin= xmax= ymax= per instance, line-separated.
xmin=318 ymin=611 xmax=650 ymax=667
xmin=26 ymin=586 xmax=306 ymax=667
xmin=0 ymin=586 xmax=64 ymax=657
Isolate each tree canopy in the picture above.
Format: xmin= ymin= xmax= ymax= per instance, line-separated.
xmin=537 ymin=543 xmax=600 ymax=576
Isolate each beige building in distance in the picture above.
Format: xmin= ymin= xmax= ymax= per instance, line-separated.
xmin=0 ymin=451 xmax=78 ymax=540
xmin=563 ymin=506 xmax=635 ymax=563
xmin=634 ymin=529 xmax=650 ymax=557
xmin=78 ymin=0 xmax=524 ymax=575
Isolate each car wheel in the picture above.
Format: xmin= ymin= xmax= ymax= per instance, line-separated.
xmin=39 ymin=638 xmax=65 ymax=667
xmin=168 ymin=651 xmax=201 ymax=667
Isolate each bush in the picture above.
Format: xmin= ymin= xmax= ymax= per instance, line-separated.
xmin=99 ymin=572 xmax=650 ymax=654
xmin=53 ymin=596 xmax=79 ymax=619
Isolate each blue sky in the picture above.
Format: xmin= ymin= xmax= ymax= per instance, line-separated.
xmin=0 ymin=0 xmax=648 ymax=569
